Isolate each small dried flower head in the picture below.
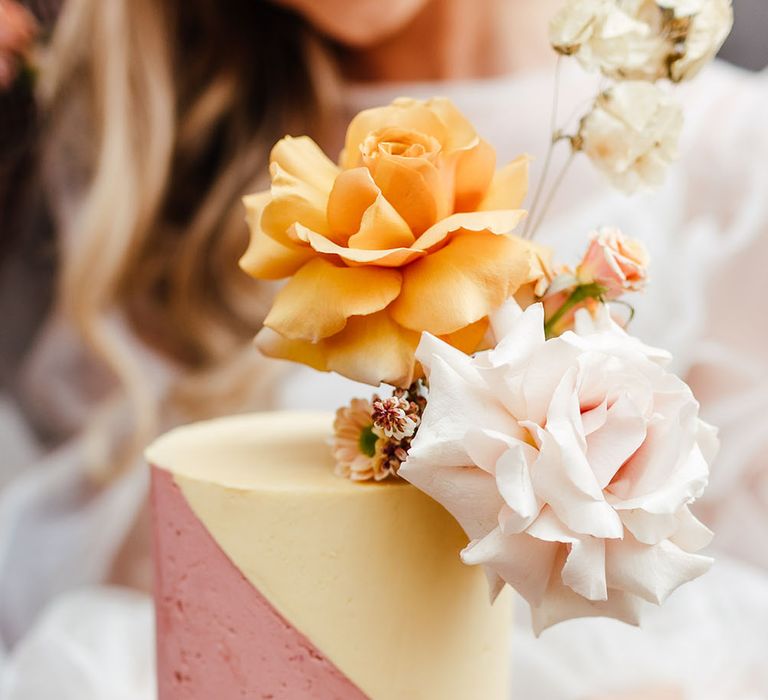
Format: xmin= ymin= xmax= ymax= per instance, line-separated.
xmin=372 ymin=395 xmax=420 ymax=440
xmin=373 ymin=438 xmax=410 ymax=480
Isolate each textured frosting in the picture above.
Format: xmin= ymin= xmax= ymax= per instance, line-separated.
xmin=152 ymin=467 xmax=367 ymax=699
xmin=147 ymin=412 xmax=511 ymax=700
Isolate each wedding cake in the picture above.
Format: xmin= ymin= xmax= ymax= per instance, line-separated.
xmin=148 ymin=412 xmax=511 ymax=700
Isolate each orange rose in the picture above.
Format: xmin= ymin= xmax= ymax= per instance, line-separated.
xmin=240 ymin=97 xmax=542 ymax=387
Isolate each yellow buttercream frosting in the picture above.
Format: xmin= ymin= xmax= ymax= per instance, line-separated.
xmin=147 ymin=411 xmax=511 ymax=700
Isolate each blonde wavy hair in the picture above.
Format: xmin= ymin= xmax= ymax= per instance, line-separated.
xmin=36 ymin=0 xmax=338 ymax=474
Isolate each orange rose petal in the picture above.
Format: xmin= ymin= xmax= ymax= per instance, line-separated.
xmin=412 ymin=209 xmax=528 ymax=252
xmin=326 ymin=168 xmax=378 ymax=238
xmin=264 ymin=258 xmax=403 ymax=342
xmin=390 ymin=231 xmax=533 ymax=336
xmin=240 ymin=193 xmax=314 ymax=280
xmin=270 ymin=135 xmax=339 ymax=193
xmin=255 ymin=326 xmax=329 ymax=372
xmin=263 ymin=162 xmax=336 ymax=243
xmin=369 ymin=154 xmax=440 ymax=235
xmin=478 ymin=155 xmax=531 ymax=211
xmin=323 ymin=310 xmax=420 ymax=388
xmin=438 ymin=317 xmax=491 ymax=355
xmin=295 ymin=224 xmax=425 ymax=268
xmin=327 ymin=168 xmax=415 ymax=249
xmin=424 ymin=97 xmax=480 ymax=152
xmin=340 ymin=99 xmax=447 ymax=170
xmin=454 ymin=138 xmax=497 ymax=212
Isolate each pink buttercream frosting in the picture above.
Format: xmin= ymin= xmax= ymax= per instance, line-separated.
xmin=151 ymin=467 xmax=368 ymax=700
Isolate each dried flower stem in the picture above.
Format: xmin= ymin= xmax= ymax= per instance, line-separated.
xmin=524 ymin=56 xmax=563 ymax=238
xmin=527 ymin=151 xmax=576 ymax=240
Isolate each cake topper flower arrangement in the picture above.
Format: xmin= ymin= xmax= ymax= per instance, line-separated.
xmin=239 ymin=0 xmax=732 ymax=632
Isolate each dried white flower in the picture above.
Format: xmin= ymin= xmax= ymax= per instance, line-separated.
xmin=550 ymin=0 xmax=733 ymax=82
xmin=578 ymin=81 xmax=683 ymax=193
xmin=550 ymin=0 xmax=670 ymax=81
xmin=660 ymin=0 xmax=733 ymax=81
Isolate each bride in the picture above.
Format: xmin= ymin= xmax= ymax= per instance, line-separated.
xmin=1 ymin=0 xmax=766 ymax=697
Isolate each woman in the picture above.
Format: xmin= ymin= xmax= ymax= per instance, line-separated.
xmin=1 ymin=0 xmax=767 ymax=697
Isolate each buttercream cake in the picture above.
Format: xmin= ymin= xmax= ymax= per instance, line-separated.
xmin=147 ymin=412 xmax=511 ymax=700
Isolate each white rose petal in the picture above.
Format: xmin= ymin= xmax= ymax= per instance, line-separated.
xmin=401 ymin=301 xmax=717 ymax=632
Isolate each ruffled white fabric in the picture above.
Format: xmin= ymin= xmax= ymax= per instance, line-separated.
xmin=0 ymin=588 xmax=155 ymax=700
xmin=511 ymin=556 xmax=768 ymax=700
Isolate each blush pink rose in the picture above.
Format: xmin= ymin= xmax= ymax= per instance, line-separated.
xmin=577 ymin=227 xmax=649 ymax=299
xmin=400 ymin=300 xmax=717 ymax=633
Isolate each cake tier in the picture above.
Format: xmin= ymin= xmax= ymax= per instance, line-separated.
xmin=148 ymin=412 xmax=511 ymax=700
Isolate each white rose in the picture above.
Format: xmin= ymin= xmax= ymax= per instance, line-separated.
xmin=578 ymin=81 xmax=683 ymax=193
xmin=660 ymin=0 xmax=734 ymax=81
xmin=400 ymin=301 xmax=717 ymax=633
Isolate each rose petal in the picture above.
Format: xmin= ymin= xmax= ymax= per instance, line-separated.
xmin=326 ymin=167 xmax=379 ymax=238
xmin=562 ymin=536 xmax=608 ymax=602
xmin=407 ymin=352 xmax=518 ymax=468
xmin=263 ymin=135 xmax=339 ymax=243
xmin=415 ymin=331 xmax=483 ymax=384
xmin=586 ymin=392 xmax=647 ymax=489
xmin=461 ymin=528 xmax=559 ymax=607
xmin=478 ymin=155 xmax=530 ymax=211
xmin=609 ymin=421 xmax=708 ymax=514
xmin=270 ymin=135 xmax=339 ymax=192
xmin=422 ymin=97 xmax=480 ymax=152
xmin=464 ymin=427 xmax=526 ymax=473
xmin=398 ymin=463 xmax=503 ymax=542
xmin=668 ymin=506 xmax=713 ymax=552
xmin=453 ymin=138 xmax=496 ymax=212
xmin=486 ymin=301 xmax=545 ymax=369
xmin=619 ymin=509 xmax=679 ymax=545
xmin=437 ymin=317 xmax=490 ymax=355
xmin=367 ymin=153 xmax=440 ymax=234
xmin=254 ymin=326 xmax=328 ymax=372
xmin=534 ymin=429 xmax=624 ymax=539
xmin=262 ymin=165 xmax=334 ymax=245
xmin=322 ymin=310 xmax=419 ymax=387
xmin=391 ymin=231 xmax=532 ymax=336
xmin=340 ymin=98 xmax=448 ymax=170
xmin=295 ymin=224 xmax=425 ymax=268
xmin=532 ymin=578 xmax=645 ymax=635
xmin=495 ymin=445 xmax=540 ymax=532
xmin=240 ymin=193 xmax=314 ymax=279
xmin=327 ymin=167 xmax=415 ymax=249
xmin=605 ymin=535 xmax=712 ymax=605
xmin=412 ymin=210 xmax=527 ymax=252
xmin=264 ymin=258 xmax=402 ymax=341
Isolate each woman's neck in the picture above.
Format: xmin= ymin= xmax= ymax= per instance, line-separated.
xmin=341 ymin=0 xmax=561 ymax=83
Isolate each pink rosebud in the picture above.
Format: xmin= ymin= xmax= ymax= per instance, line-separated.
xmin=577 ymin=227 xmax=649 ymax=299
xmin=0 ymin=0 xmax=37 ymax=90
